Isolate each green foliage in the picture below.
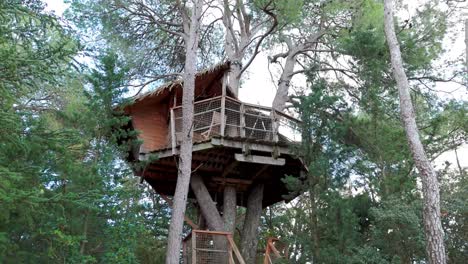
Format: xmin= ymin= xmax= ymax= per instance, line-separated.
xmin=1 ymin=1 xmax=466 ymax=263
xmin=0 ymin=2 xmax=169 ymax=262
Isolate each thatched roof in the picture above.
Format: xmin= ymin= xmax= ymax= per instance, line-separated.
xmin=131 ymin=61 xmax=233 ymax=104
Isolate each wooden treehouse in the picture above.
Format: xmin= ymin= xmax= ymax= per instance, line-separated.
xmin=122 ymin=62 xmax=304 ymax=262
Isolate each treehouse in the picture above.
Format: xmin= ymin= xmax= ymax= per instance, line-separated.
xmin=123 ymin=61 xmax=305 ymax=208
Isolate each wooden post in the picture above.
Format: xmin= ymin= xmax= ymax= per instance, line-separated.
xmin=192 ymin=231 xmax=197 ymax=264
xmin=228 ymin=234 xmax=234 ymax=264
xmin=272 ymin=111 xmax=279 ymax=143
xmin=240 ymin=103 xmax=246 ymax=138
xmin=227 ymin=234 xmax=246 ymax=264
xmin=170 ymin=108 xmax=176 ymax=155
xmin=220 ymin=74 xmax=226 ymax=137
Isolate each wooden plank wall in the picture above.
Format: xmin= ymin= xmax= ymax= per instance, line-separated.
xmin=129 ymin=101 xmax=169 ymax=152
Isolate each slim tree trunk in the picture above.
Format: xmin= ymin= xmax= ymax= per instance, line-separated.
xmin=240 ymin=184 xmax=264 ymax=264
xmin=165 ymin=1 xmax=202 ymax=263
xmin=383 ymin=1 xmax=446 ymax=263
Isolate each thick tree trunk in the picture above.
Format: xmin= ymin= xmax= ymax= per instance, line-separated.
xmin=165 ymin=1 xmax=202 ymax=263
xmin=271 ymin=32 xmax=322 ymax=113
xmin=383 ymin=1 xmax=447 ymax=263
xmin=190 ymin=174 xmax=224 ymax=231
xmin=272 ymin=53 xmax=296 ymax=112
xmin=223 ymin=186 xmax=237 ymax=232
xmin=240 ymin=184 xmax=264 ymax=264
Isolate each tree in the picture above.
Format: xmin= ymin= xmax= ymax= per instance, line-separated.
xmin=163 ymin=0 xmax=204 ymax=262
xmin=383 ymin=0 xmax=446 ymax=263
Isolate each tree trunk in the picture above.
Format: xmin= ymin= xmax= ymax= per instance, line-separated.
xmin=228 ymin=61 xmax=242 ymax=97
xmin=165 ymin=1 xmax=202 ymax=263
xmin=383 ymin=1 xmax=447 ymax=263
xmin=190 ymin=174 xmax=224 ymax=231
xmin=272 ymin=52 xmax=296 ymax=112
xmin=309 ymin=188 xmax=320 ymax=262
xmin=240 ymin=183 xmax=264 ymax=264
xmin=223 ymin=185 xmax=237 ymax=232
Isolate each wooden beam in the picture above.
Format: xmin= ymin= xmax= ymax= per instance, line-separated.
xmin=139 ymin=141 xmax=215 ymax=160
xmin=252 ymin=165 xmax=269 ymax=181
xmin=212 ymin=177 xmax=252 ymax=186
xmin=222 ymin=161 xmax=238 ymax=178
xmin=235 ymin=154 xmax=285 ymax=166
xmin=211 ymin=138 xmax=292 ymax=155
xmin=227 ymin=234 xmax=246 ymax=264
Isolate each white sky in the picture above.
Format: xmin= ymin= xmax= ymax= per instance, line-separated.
xmin=43 ymin=0 xmax=467 ymax=169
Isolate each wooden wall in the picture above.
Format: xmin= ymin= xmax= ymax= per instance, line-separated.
xmin=129 ymin=100 xmax=169 ymax=153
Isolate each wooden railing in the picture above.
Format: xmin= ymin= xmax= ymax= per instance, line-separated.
xmin=263 ymin=237 xmax=289 ymax=264
xmin=182 ymin=230 xmax=245 ymax=264
xmin=169 ymin=96 xmax=301 ymax=150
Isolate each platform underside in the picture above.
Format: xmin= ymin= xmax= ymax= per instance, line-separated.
xmin=138 ymin=137 xmax=306 ymax=208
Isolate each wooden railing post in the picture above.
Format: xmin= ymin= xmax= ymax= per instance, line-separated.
xmin=220 ymin=73 xmax=227 ymax=137
xmin=240 ymin=103 xmax=245 ymax=138
xmin=170 ymin=108 xmax=176 ymax=155
xmin=220 ymin=96 xmax=226 ymax=137
xmin=272 ymin=111 xmax=279 ymax=143
xmin=192 ymin=231 xmax=197 ymax=264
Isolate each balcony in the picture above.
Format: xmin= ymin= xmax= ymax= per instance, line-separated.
xmin=169 ymin=96 xmax=301 ymax=152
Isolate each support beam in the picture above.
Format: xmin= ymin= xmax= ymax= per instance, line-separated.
xmin=222 ymin=161 xmax=239 ymax=178
xmin=190 ymin=174 xmax=224 ymax=231
xmin=212 ymin=177 xmax=252 ymax=186
xmin=235 ymin=154 xmax=285 ymax=166
xmin=252 ymin=165 xmax=269 ymax=181
xmin=211 ymin=138 xmax=292 ymax=155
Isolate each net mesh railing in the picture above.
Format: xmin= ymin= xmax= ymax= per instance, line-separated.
xmin=171 ymin=96 xmax=301 ymax=145
xmin=182 ymin=230 xmax=244 ymax=264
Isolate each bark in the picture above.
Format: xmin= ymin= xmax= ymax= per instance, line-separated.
xmin=271 ymin=32 xmax=323 ymax=112
xmin=272 ymin=51 xmax=296 ymax=112
xmin=190 ymin=174 xmax=224 ymax=231
xmin=240 ymin=184 xmax=264 ymax=264
xmin=165 ymin=1 xmax=202 ymax=263
xmin=221 ymin=0 xmax=278 ymax=97
xmin=383 ymin=1 xmax=447 ymax=263
xmin=223 ymin=185 xmax=237 ymax=232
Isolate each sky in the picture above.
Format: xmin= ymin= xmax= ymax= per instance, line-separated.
xmin=43 ymin=0 xmax=467 ymax=169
